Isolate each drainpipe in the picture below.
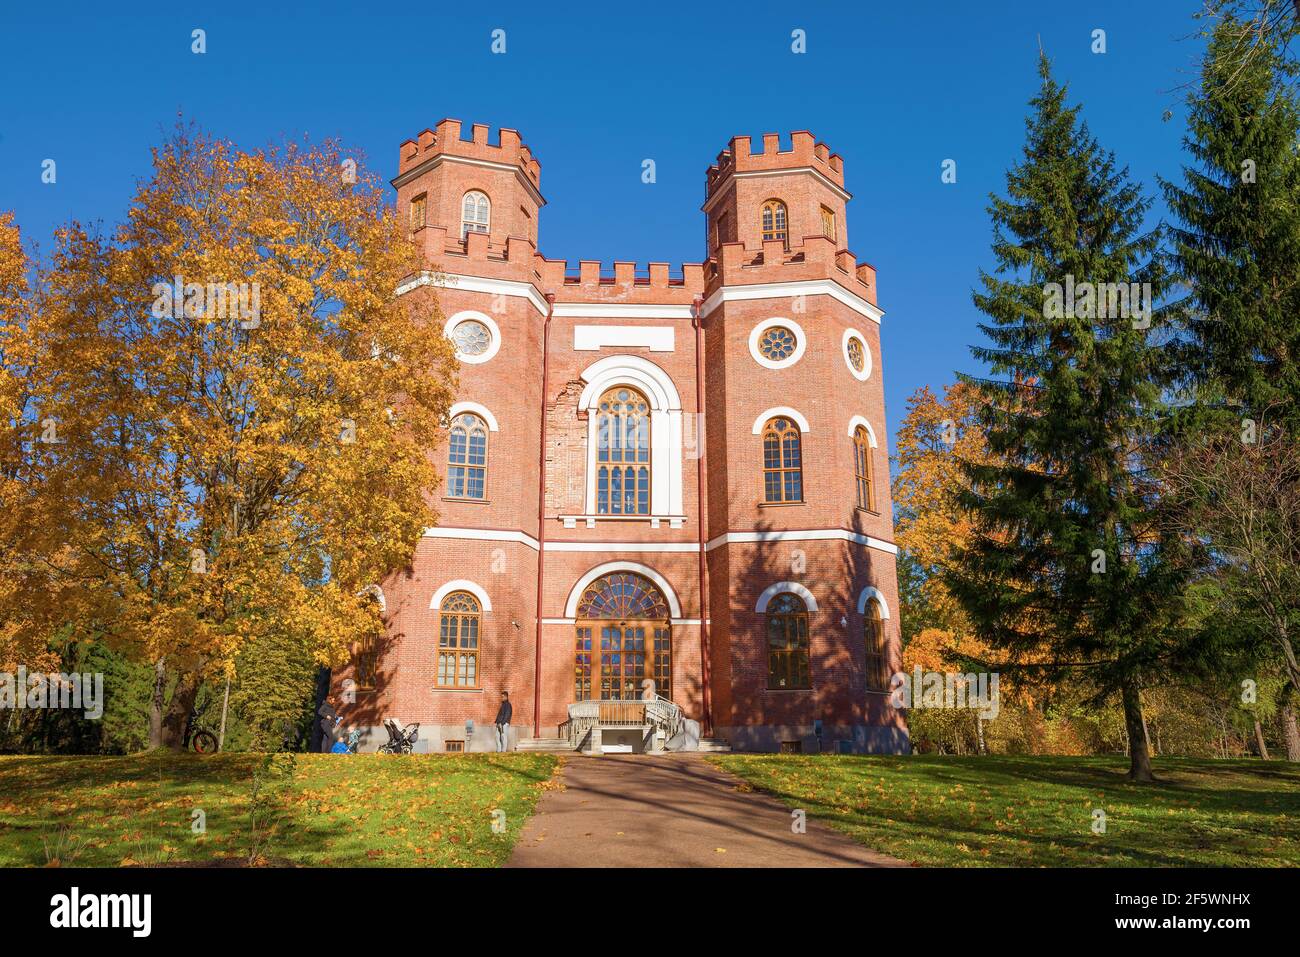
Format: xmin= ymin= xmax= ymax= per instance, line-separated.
xmin=693 ymin=294 xmax=713 ymax=736
xmin=533 ymin=292 xmax=555 ymax=738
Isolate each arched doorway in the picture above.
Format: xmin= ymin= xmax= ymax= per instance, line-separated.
xmin=574 ymin=571 xmax=672 ymax=701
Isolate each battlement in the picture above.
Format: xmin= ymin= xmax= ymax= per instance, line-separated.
xmin=410 ymin=222 xmax=707 ymax=304
xmin=542 ymin=259 xmax=706 ymax=302
xmin=398 ymin=119 xmax=542 ymax=186
xmin=707 ymin=233 xmax=877 ymax=306
xmin=706 ymin=131 xmax=844 ymax=197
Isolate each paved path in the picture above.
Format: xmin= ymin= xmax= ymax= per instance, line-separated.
xmin=507 ymin=753 xmax=908 ymax=868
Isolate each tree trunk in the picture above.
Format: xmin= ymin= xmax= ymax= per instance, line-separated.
xmin=1120 ymin=679 xmax=1155 ymax=782
xmin=148 ymin=657 xmax=167 ymax=749
xmin=159 ymin=672 xmax=201 ymax=750
xmin=1282 ymin=702 xmax=1300 ymax=763
xmin=976 ymin=713 xmax=987 ymax=755
xmin=1252 ymin=718 xmax=1270 ymax=760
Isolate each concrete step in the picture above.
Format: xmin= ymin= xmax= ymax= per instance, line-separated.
xmin=516 ymin=737 xmax=573 ymax=752
xmin=696 ymin=738 xmax=732 ymax=752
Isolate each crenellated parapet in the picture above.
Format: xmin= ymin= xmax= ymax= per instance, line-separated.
xmin=706 ymin=235 xmax=878 ymax=307
xmin=706 ymin=131 xmax=844 ymax=199
xmin=398 ymin=119 xmax=541 ymax=187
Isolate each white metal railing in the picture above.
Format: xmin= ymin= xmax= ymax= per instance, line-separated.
xmin=560 ymin=693 xmax=684 ymax=749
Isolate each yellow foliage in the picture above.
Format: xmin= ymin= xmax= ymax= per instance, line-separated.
xmin=0 ymin=129 xmax=458 ymax=696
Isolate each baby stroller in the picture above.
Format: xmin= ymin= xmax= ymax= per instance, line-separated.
xmin=378 ymin=718 xmax=420 ymax=754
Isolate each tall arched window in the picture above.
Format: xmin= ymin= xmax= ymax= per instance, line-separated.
xmin=762 ymin=417 xmax=803 ymax=503
xmin=447 ymin=413 xmax=488 ymax=499
xmin=574 ymin=572 xmax=671 ymax=701
xmin=761 ymin=199 xmax=788 ymax=245
xmin=864 ymin=597 xmax=887 ymax=691
xmin=437 ymin=591 xmax=480 ymax=688
xmin=461 ymin=190 xmax=490 ymax=238
xmin=854 ymin=425 xmax=875 ymax=511
xmin=596 ymin=387 xmax=650 ymax=515
xmin=766 ymin=592 xmax=810 ymax=689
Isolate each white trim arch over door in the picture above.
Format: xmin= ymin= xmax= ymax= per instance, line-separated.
xmin=563 ymin=560 xmax=684 ymax=619
xmin=578 ymin=355 xmax=684 ymax=517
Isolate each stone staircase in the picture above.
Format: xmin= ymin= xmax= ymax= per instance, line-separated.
xmin=696 ymin=738 xmax=732 ymax=753
xmin=515 ymin=737 xmax=572 ymax=752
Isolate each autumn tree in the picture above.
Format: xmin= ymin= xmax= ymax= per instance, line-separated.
xmin=1 ymin=127 xmax=457 ymax=748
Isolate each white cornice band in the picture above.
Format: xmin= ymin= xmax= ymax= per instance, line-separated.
xmin=422 ymin=525 xmax=898 ymax=556
xmin=398 ymin=273 xmax=882 ymax=324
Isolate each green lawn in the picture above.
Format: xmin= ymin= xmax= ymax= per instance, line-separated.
xmin=710 ymin=754 xmax=1300 ymax=867
xmin=0 ymin=751 xmax=558 ymax=867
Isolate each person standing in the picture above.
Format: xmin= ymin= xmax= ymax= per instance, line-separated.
xmin=494 ymin=691 xmax=513 ymax=752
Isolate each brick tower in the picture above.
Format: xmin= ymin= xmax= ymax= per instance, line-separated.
xmin=330 ymin=122 xmax=907 ymax=756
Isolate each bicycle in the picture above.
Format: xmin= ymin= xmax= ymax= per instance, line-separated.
xmin=182 ymin=701 xmax=219 ymax=754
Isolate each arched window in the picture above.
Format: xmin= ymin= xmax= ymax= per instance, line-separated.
xmin=461 ymin=191 xmax=490 ymax=238
xmin=854 ymin=425 xmax=875 ymax=511
xmin=820 ymin=205 xmax=836 ymax=242
xmin=762 ymin=417 xmax=803 ymax=503
xmin=761 ymin=199 xmax=788 ymax=245
xmin=437 ymin=591 xmax=480 ymax=688
xmin=864 ymin=597 xmax=887 ymax=691
xmin=447 ymin=412 xmax=488 ymax=499
xmin=575 ymin=572 xmax=671 ymax=701
xmin=596 ymin=386 xmax=650 ymax=515
xmin=766 ymin=592 xmax=810 ymax=689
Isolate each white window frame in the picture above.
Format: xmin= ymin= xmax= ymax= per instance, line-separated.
xmin=578 ymin=355 xmax=684 ymax=519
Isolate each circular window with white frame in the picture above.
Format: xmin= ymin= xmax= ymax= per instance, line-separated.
xmin=842 ymin=327 xmax=872 ymax=381
xmin=444 ymin=310 xmax=502 ymax=364
xmin=748 ymin=317 xmax=806 ymax=370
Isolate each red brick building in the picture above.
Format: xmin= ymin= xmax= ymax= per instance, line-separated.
xmin=333 ymin=120 xmax=908 ymax=755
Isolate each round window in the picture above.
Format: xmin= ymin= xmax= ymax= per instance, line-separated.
xmin=758 ymin=326 xmax=797 ymax=361
xmin=452 ymin=319 xmax=491 ymax=356
xmin=847 ymin=337 xmax=864 ymax=372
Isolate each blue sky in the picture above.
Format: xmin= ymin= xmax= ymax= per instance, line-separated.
xmin=0 ymin=1 xmax=1207 ymax=455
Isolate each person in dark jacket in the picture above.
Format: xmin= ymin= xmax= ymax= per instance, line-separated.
xmin=494 ymin=691 xmax=512 ymax=752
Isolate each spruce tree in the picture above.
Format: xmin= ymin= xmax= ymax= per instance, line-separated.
xmin=1162 ymin=16 xmax=1300 ymax=759
xmin=944 ymin=55 xmax=1198 ymax=782
xmin=1163 ymin=15 xmax=1300 ymax=425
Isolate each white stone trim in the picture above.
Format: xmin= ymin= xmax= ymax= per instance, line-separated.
xmin=358 ymin=584 xmax=387 ymax=614
xmin=448 ymin=401 xmax=500 ymax=431
xmin=747 ymin=317 xmax=806 ymax=370
xmin=842 ymin=327 xmax=872 ymax=380
xmin=579 ymin=356 xmax=684 ymax=517
xmin=702 ymin=166 xmax=852 ymax=213
xmin=856 ymin=586 xmax=891 ymax=618
xmin=563 ymin=561 xmax=683 ymax=618
xmin=574 ymin=325 xmax=675 ymax=352
xmin=702 ymin=279 xmax=884 ymax=325
xmin=755 ymin=580 xmax=819 ymax=613
xmin=430 ymin=578 xmax=492 ymax=612
xmin=847 ymin=415 xmax=878 ymax=447
xmin=397 ymin=272 xmax=550 ymax=316
xmin=543 ymin=617 xmax=706 ymax=626
xmin=392 ymin=153 xmax=546 ymax=208
xmin=423 ymin=526 xmax=540 ymax=549
xmin=557 ymin=303 xmax=694 ymax=319
xmin=444 ymin=310 xmax=502 ymax=364
xmin=544 ymin=540 xmax=700 ymax=553
xmin=752 ymin=406 xmax=811 ymax=434
xmin=705 ymin=528 xmax=899 ymax=555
